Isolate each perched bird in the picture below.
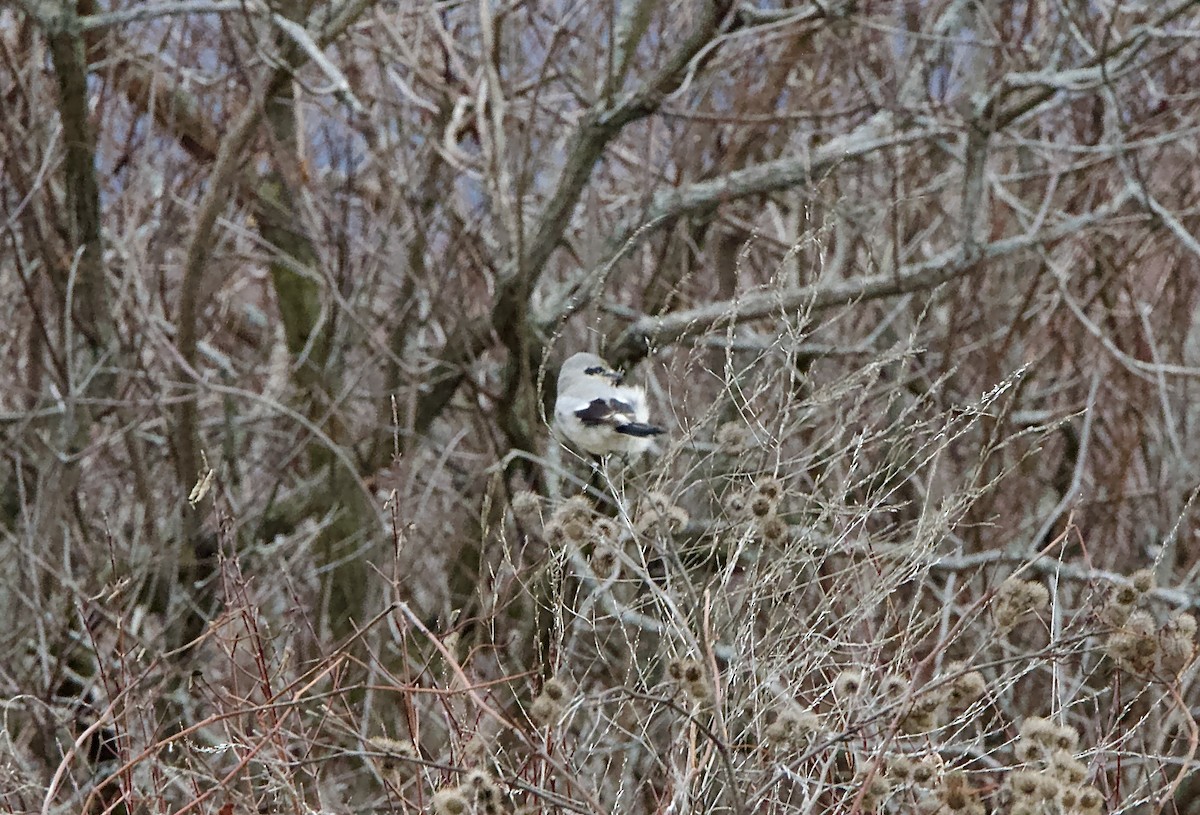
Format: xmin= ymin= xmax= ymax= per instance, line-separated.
xmin=554 ymin=352 xmax=664 ymax=456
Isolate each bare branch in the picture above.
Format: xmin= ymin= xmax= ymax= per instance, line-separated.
xmin=269 ymin=10 xmax=364 ymax=113
xmin=42 ymin=0 xmax=111 ymax=352
xmin=77 ymin=0 xmax=248 ymax=31
xmin=542 ymin=113 xmax=952 ymax=327
xmin=614 ymin=184 xmax=1137 ymax=357
xmin=987 ymin=0 xmax=1200 ymax=127
xmin=507 ymin=0 xmax=736 ymax=291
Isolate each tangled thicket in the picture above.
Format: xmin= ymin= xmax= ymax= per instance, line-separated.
xmin=5 ymin=0 xmax=1200 ymax=813
xmin=7 ymin=341 xmax=1200 ymax=814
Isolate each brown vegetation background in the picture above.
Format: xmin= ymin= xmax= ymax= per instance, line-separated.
xmin=4 ymin=0 xmax=1200 ymax=812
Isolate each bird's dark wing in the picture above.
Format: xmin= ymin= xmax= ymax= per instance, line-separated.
xmin=574 ymin=398 xmax=637 ymax=427
xmin=614 ymin=422 xmax=663 ymax=437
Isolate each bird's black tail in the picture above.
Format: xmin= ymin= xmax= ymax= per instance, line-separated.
xmin=615 ymin=422 xmax=664 ymax=437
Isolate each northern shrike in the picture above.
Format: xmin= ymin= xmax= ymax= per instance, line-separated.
xmin=554 ymin=352 xmax=664 ymax=456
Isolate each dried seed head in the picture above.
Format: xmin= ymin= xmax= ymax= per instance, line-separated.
xmin=511 ymin=491 xmax=541 ymax=519
xmin=368 ymin=736 xmax=415 ymax=778
xmin=1128 ymin=609 xmax=1157 ymax=637
xmin=1078 ymin=786 xmax=1104 ymax=814
xmin=1049 ymin=750 xmax=1087 ymax=785
xmin=833 ymin=669 xmax=865 ymax=700
xmin=915 ymin=792 xmax=943 ymax=815
xmin=667 ymin=661 xmax=709 ymax=701
xmin=465 ymin=769 xmax=496 ymax=795
xmin=944 ymin=670 xmax=987 ymax=709
xmin=462 ymin=731 xmax=492 ymax=762
xmin=1099 ymin=583 xmax=1137 ymax=628
xmin=590 ymin=517 xmax=620 ymax=546
xmin=684 ymin=678 xmax=711 ymax=702
xmin=860 ymin=772 xmax=893 ymax=812
xmin=1105 ymin=629 xmax=1147 ymax=672
xmin=637 ymin=497 xmax=688 ymax=534
xmin=432 ymin=789 xmax=469 ymax=815
xmin=911 ymin=754 xmax=940 ymax=785
xmin=1008 ymin=770 xmax=1045 ymax=801
xmin=886 ymin=755 xmax=915 ymax=783
xmin=899 ymin=690 xmax=942 ymax=735
xmin=1109 ymin=582 xmax=1140 ymax=610
xmin=760 ymin=515 xmax=788 ymax=543
xmin=878 ymin=673 xmax=910 ymax=700
xmin=368 ymin=736 xmax=415 ymax=758
xmin=530 ymin=693 xmax=564 ymax=726
xmin=912 ymin=689 xmax=945 ymax=716
xmin=635 ymin=508 xmax=663 ymax=535
xmin=1018 ymin=717 xmax=1058 ymax=747
xmin=665 ymin=505 xmax=690 ymax=531
xmin=754 ymin=477 xmax=783 ymax=501
xmin=715 ymin=422 xmax=753 ymax=455
xmin=939 ymin=771 xmax=981 ymax=811
xmin=1100 ymin=596 xmax=1133 ymax=628
xmin=668 ymin=658 xmax=709 ymax=701
xmin=562 ymin=518 xmax=589 ymax=544
xmin=550 ymin=496 xmax=593 ymax=526
xmin=541 ymin=678 xmax=569 ymax=702
xmin=589 ymin=545 xmax=620 ymax=580
xmin=765 ymin=704 xmax=822 ymax=749
xmin=1165 ymin=611 xmax=1198 ymax=639
xmin=1130 ymin=568 xmax=1156 ymax=594
xmin=1161 ymin=612 xmax=1198 ymax=674
xmin=470 ymin=784 xmax=498 ymax=808
xmin=750 ymin=494 xmax=774 ymax=518
xmin=1051 ymin=724 xmax=1079 ymax=753
xmin=1014 ymin=739 xmax=1045 ymax=764
xmin=1108 ymin=610 xmax=1159 ymax=673
xmin=726 ymin=491 xmax=748 ymax=516
xmin=900 ymin=708 xmax=938 ymax=735
xmin=866 ymin=774 xmax=892 ymax=796
xmin=1039 ymin=775 xmax=1062 ymax=799
xmin=993 ymin=577 xmax=1050 ymax=631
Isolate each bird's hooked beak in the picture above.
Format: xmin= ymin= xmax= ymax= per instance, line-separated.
xmin=583 ymin=363 xmax=625 ymax=385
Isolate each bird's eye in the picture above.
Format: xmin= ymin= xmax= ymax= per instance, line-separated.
xmin=584 ymin=366 xmax=606 ymax=375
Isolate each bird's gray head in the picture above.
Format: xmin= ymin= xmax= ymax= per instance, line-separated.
xmin=559 ymin=352 xmax=623 ymax=388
